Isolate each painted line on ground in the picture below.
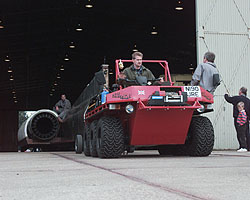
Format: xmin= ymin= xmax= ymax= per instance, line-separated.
xmin=52 ymin=153 xmax=214 ymax=200
xmin=212 ymin=153 xmax=250 ymax=158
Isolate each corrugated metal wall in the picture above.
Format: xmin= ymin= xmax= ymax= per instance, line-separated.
xmin=196 ymin=0 xmax=250 ymax=149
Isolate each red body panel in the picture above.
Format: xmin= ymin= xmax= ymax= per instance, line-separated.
xmin=107 ymin=86 xmax=162 ymax=103
xmin=106 ymin=86 xmax=214 ymax=104
xmin=129 ymin=107 xmax=194 ymax=145
xmin=128 ymin=100 xmax=199 ymax=145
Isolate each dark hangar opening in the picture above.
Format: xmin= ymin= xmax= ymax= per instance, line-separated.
xmin=0 ymin=0 xmax=196 ymax=111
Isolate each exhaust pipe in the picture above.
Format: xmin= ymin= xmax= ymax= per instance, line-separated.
xmin=18 ymin=109 xmax=60 ymax=142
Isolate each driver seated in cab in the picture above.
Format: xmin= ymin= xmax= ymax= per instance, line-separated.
xmin=123 ymin=51 xmax=155 ymax=81
xmin=118 ymin=52 xmax=155 ymax=87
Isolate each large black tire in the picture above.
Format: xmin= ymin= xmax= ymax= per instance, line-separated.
xmin=83 ymin=124 xmax=91 ymax=156
xmin=90 ymin=120 xmax=98 ymax=157
xmin=96 ymin=116 xmax=124 ymax=158
xmin=184 ymin=116 xmax=214 ymax=156
xmin=75 ymin=134 xmax=83 ymax=154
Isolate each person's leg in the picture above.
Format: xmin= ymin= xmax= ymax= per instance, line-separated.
xmin=59 ymin=111 xmax=67 ymax=120
xmin=237 ymin=124 xmax=247 ymax=149
xmin=57 ymin=112 xmax=62 ymax=123
xmin=246 ymin=121 xmax=250 ymax=151
xmin=234 ymin=119 xmax=241 ymax=149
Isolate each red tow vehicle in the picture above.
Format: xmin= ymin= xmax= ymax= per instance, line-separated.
xmin=79 ymin=60 xmax=214 ymax=158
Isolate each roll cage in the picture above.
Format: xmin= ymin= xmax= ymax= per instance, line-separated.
xmin=115 ymin=59 xmax=174 ymax=86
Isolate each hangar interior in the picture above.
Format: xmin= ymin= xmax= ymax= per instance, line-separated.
xmin=0 ymin=0 xmax=196 ymax=151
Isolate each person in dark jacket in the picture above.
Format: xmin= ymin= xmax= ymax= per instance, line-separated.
xmin=123 ymin=51 xmax=155 ymax=81
xmin=53 ymin=94 xmax=71 ymax=122
xmin=224 ymin=87 xmax=250 ymax=151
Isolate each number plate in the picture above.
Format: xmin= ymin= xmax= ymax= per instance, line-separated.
xmin=183 ymin=86 xmax=201 ymax=98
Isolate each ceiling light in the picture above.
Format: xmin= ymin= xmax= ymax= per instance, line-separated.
xmin=60 ymin=65 xmax=65 ymax=71
xmin=133 ymin=44 xmax=138 ymax=52
xmin=54 ymin=82 xmax=58 ymax=86
xmin=56 ymin=74 xmax=61 ymax=79
xmin=5 ymin=55 xmax=10 ymax=62
xmin=151 ymin=26 xmax=158 ymax=35
xmin=14 ymin=100 xmax=18 ymax=103
xmin=12 ymin=90 xmax=16 ymax=94
xmin=52 ymin=88 xmax=55 ymax=91
xmin=85 ymin=0 xmax=93 ymax=8
xmin=76 ymin=24 xmax=83 ymax=31
xmin=64 ymin=54 xmax=69 ymax=61
xmin=10 ymin=75 xmax=14 ymax=81
xmin=0 ymin=20 xmax=4 ymax=29
xmin=7 ymin=66 xmax=12 ymax=73
xmin=49 ymin=93 xmax=53 ymax=96
xmin=189 ymin=64 xmax=194 ymax=70
xmin=69 ymin=42 xmax=75 ymax=49
xmin=175 ymin=1 xmax=184 ymax=10
xmin=13 ymin=95 xmax=17 ymax=99
xmin=102 ymin=64 xmax=109 ymax=68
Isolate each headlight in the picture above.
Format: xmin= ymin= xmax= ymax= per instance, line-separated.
xmin=197 ymin=105 xmax=205 ymax=113
xmin=125 ymin=104 xmax=134 ymax=114
xmin=109 ymin=104 xmax=121 ymax=110
xmin=206 ymin=104 xmax=213 ymax=110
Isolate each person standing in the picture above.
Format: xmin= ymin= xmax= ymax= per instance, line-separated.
xmin=53 ymin=94 xmax=71 ymax=122
xmin=191 ymin=51 xmax=220 ymax=94
xmin=224 ymin=87 xmax=250 ymax=151
xmin=235 ymin=102 xmax=248 ymax=152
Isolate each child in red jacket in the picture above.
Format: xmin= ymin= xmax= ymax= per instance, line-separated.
xmin=236 ymin=102 xmax=248 ymax=152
